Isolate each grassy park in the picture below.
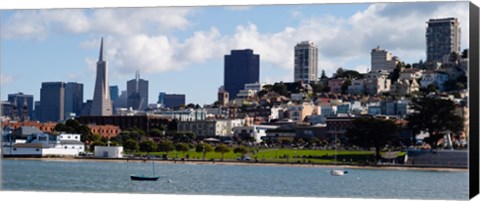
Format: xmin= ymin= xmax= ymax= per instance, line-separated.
xmin=133 ymin=148 xmax=406 ymax=165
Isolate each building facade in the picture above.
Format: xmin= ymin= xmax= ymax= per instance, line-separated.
xmin=8 ymin=92 xmax=34 ymax=121
xmin=39 ymin=82 xmax=65 ymax=122
xmin=127 ymin=71 xmax=149 ymax=111
xmin=294 ymin=41 xmax=318 ymax=82
xmin=64 ymin=82 xmax=84 ymax=119
xmin=371 ymin=46 xmax=399 ymax=72
xmin=158 ymin=93 xmax=186 ymax=108
xmin=91 ymin=38 xmax=113 ymax=116
xmin=426 ymin=18 xmax=461 ymax=63
xmin=224 ymin=49 xmax=260 ymax=100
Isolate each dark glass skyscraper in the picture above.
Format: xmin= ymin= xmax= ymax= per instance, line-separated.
xmin=64 ymin=82 xmax=84 ymax=118
xmin=39 ymin=82 xmax=65 ymax=122
xmin=127 ymin=71 xmax=149 ymax=111
xmin=224 ymin=49 xmax=260 ymax=100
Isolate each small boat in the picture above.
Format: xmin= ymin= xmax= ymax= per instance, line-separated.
xmin=130 ymin=174 xmax=160 ymax=181
xmin=331 ymin=134 xmax=347 ymax=176
xmin=131 ymin=158 xmax=159 ymax=181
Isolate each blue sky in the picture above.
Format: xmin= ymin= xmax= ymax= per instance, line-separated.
xmin=0 ymin=2 xmax=470 ymax=105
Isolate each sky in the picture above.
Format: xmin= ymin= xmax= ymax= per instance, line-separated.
xmin=0 ymin=1 xmax=471 ymax=106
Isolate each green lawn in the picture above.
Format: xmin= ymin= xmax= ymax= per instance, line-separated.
xmin=132 ymin=149 xmax=405 ymax=164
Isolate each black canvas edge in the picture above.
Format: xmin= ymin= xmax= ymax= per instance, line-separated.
xmin=470 ymin=1 xmax=480 ymax=199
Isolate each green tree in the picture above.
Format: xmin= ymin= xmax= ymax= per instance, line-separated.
xmin=54 ymin=123 xmax=66 ymax=132
xmin=406 ymin=96 xmax=463 ymax=149
xmin=149 ymin=128 xmax=165 ymax=138
xmin=139 ymin=140 xmax=158 ymax=153
xmin=341 ymin=79 xmax=352 ymax=94
xmin=157 ymin=140 xmax=175 ymax=155
xmin=346 ymin=117 xmax=399 ymax=160
xmin=175 ymin=143 xmax=190 ymax=158
xmin=320 ymin=70 xmax=328 ymax=79
xmin=335 ymin=67 xmax=345 ymax=78
xmin=272 ymin=82 xmax=288 ymax=96
xmin=233 ymin=146 xmax=249 ymax=155
xmin=123 ymin=139 xmax=139 ymax=152
xmin=214 ymin=144 xmax=231 ymax=161
xmin=195 ymin=143 xmax=213 ymax=160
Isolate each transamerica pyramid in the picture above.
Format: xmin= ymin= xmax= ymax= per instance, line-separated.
xmin=90 ymin=38 xmax=112 ymax=116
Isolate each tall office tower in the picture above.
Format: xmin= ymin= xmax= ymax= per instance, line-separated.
xmin=8 ymin=92 xmax=34 ymax=121
xmin=126 ymin=71 xmax=149 ymax=111
xmin=64 ymin=82 xmax=84 ymax=118
xmin=109 ymin=85 xmax=119 ymax=101
xmin=39 ymin=82 xmax=65 ymax=122
xmin=224 ymin=49 xmax=260 ymax=100
xmin=91 ymin=38 xmax=112 ymax=116
xmin=426 ymin=17 xmax=461 ymax=63
xmin=294 ymin=41 xmax=318 ymax=83
xmin=371 ymin=46 xmax=399 ymax=72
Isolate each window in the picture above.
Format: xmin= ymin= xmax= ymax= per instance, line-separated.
xmin=36 ymin=148 xmax=40 ymax=152
xmin=64 ymin=146 xmax=68 ymax=149
xmin=13 ymin=148 xmax=16 ymax=151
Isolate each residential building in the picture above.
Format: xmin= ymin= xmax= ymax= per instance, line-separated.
xmin=39 ymin=82 xmax=65 ymax=122
xmin=420 ymin=71 xmax=449 ymax=91
xmin=348 ymin=79 xmax=365 ymax=95
xmin=232 ymin=125 xmax=279 ymax=143
xmin=371 ymin=46 xmax=399 ymax=72
xmin=217 ymin=86 xmax=229 ymax=106
xmin=399 ymin=68 xmax=423 ymax=80
xmin=288 ymin=102 xmax=315 ymax=123
xmin=391 ymin=79 xmax=420 ymax=96
xmin=294 ymin=41 xmax=318 ymax=82
xmin=426 ymin=18 xmax=461 ymax=63
xmin=224 ymin=49 xmax=260 ymax=100
xmin=91 ymin=38 xmax=113 ymax=116
xmin=177 ymin=119 xmax=245 ymax=138
xmin=127 ymin=71 xmax=149 ymax=111
xmin=8 ymin=92 xmax=34 ymax=121
xmin=328 ymin=79 xmax=345 ymax=94
xmin=365 ymin=70 xmax=391 ymax=95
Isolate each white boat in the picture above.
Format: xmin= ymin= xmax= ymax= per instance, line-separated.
xmin=331 ymin=133 xmax=347 ymax=176
xmin=330 ymin=169 xmax=345 ymax=176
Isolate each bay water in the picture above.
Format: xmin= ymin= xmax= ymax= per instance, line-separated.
xmin=0 ymin=159 xmax=468 ymax=200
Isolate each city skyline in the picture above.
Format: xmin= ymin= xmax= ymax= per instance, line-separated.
xmin=1 ymin=2 xmax=470 ymax=105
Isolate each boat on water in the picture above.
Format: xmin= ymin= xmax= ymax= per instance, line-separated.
xmin=130 ymin=174 xmax=160 ymax=181
xmin=131 ymin=158 xmax=160 ymax=181
xmin=331 ymin=134 xmax=348 ymax=176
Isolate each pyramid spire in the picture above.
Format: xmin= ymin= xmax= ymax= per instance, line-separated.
xmin=99 ymin=37 xmax=104 ymax=62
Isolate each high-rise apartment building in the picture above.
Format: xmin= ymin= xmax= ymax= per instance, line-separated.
xmin=64 ymin=82 xmax=83 ymax=118
xmin=126 ymin=71 xmax=149 ymax=111
xmin=371 ymin=46 xmax=399 ymax=72
xmin=7 ymin=92 xmax=34 ymax=121
xmin=294 ymin=41 xmax=318 ymax=83
xmin=39 ymin=82 xmax=65 ymax=122
xmin=91 ymin=38 xmax=113 ymax=116
xmin=224 ymin=49 xmax=260 ymax=100
xmin=426 ymin=17 xmax=461 ymax=63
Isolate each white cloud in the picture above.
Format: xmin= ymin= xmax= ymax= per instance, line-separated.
xmin=1 ymin=74 xmax=14 ymax=85
xmin=3 ymin=2 xmax=470 ymax=77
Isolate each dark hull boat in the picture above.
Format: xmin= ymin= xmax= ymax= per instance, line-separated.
xmin=130 ymin=174 xmax=160 ymax=181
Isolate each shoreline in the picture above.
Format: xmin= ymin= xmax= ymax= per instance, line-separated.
xmin=1 ymin=157 xmax=468 ymax=172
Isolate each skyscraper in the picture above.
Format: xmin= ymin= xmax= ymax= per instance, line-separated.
xmin=158 ymin=93 xmax=185 ymax=109
xmin=109 ymin=86 xmax=119 ymax=101
xmin=224 ymin=49 xmax=260 ymax=100
xmin=126 ymin=71 xmax=149 ymax=111
xmin=426 ymin=17 xmax=461 ymax=63
xmin=91 ymin=38 xmax=113 ymax=116
xmin=7 ymin=92 xmax=34 ymax=121
xmin=39 ymin=82 xmax=65 ymax=122
xmin=64 ymin=82 xmax=83 ymax=118
xmin=294 ymin=41 xmax=318 ymax=83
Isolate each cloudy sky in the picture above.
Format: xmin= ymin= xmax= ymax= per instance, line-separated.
xmin=0 ymin=1 xmax=470 ymax=105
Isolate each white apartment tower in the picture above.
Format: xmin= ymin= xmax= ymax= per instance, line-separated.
xmin=294 ymin=41 xmax=318 ymax=83
xmin=91 ymin=38 xmax=113 ymax=116
xmin=371 ymin=46 xmax=398 ymax=73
